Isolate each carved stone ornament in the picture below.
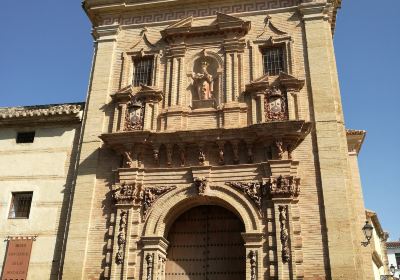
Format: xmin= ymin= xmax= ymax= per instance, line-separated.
xmin=194 ymin=177 xmax=208 ymax=196
xmin=265 ymin=86 xmax=288 ymax=121
xmin=112 ymin=183 xmax=176 ymax=219
xmin=265 ymin=175 xmax=300 ymax=198
xmin=142 ymin=186 xmax=176 ymax=218
xmin=146 ymin=253 xmax=153 ymax=280
xmin=279 ymin=205 xmax=291 ymax=263
xmin=124 ymin=98 xmax=145 ymax=131
xmin=157 ymin=255 xmax=166 ymax=280
xmin=225 ymin=182 xmax=262 ymax=210
xmin=112 ymin=182 xmax=141 ymax=204
xmin=116 ymin=210 xmax=128 ymax=264
xmin=249 ymin=250 xmax=257 ymax=280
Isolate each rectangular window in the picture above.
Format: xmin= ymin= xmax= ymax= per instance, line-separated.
xmin=262 ymin=47 xmax=284 ymax=76
xmin=16 ymin=131 xmax=35 ymax=143
xmin=396 ymin=253 xmax=400 ymax=268
xmin=133 ymin=56 xmax=153 ymax=87
xmin=9 ymin=192 xmax=33 ymax=219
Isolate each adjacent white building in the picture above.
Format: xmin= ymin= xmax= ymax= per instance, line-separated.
xmin=0 ymin=103 xmax=83 ymax=280
xmin=387 ymin=241 xmax=400 ymax=279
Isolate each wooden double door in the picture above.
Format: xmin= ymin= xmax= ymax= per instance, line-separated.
xmin=165 ymin=205 xmax=245 ymax=280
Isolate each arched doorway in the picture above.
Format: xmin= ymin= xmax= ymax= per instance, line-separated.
xmin=165 ymin=205 xmax=246 ymax=280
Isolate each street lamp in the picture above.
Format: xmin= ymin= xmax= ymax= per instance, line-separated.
xmin=361 ymin=221 xmax=373 ymax=246
xmin=390 ymin=264 xmax=396 ymax=275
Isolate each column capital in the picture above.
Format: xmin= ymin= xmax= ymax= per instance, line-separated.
xmin=92 ymin=24 xmax=121 ymax=42
xmin=298 ymin=1 xmax=331 ymax=21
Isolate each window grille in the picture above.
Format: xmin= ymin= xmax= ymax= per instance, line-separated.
xmin=133 ymin=56 xmax=153 ymax=87
xmin=16 ymin=131 xmax=35 ymax=143
xmin=262 ymin=47 xmax=284 ymax=76
xmin=9 ymin=192 xmax=33 ymax=219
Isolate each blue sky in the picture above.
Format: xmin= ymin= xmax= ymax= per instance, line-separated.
xmin=0 ymin=1 xmax=399 ymax=239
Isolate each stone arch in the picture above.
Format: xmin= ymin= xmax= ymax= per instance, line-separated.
xmin=143 ymin=184 xmax=262 ymax=237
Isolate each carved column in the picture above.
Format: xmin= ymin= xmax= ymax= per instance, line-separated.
xmin=170 ymin=57 xmax=178 ymax=106
xmin=141 ymin=237 xmax=169 ymax=280
xmin=242 ymin=233 xmax=263 ymax=280
xmin=177 ymin=56 xmax=185 ymax=106
xmin=233 ymin=53 xmax=239 ymax=101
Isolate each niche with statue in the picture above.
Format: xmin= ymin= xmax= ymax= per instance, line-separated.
xmin=189 ymin=53 xmax=222 ymax=109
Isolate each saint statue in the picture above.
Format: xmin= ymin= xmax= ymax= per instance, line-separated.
xmin=191 ymin=61 xmax=214 ymax=100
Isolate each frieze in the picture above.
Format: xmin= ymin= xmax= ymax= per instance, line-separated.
xmin=97 ymin=1 xmax=298 ymax=26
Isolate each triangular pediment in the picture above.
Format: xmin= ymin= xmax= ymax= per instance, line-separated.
xmin=277 ymin=72 xmax=305 ymax=91
xmin=165 ymin=16 xmax=193 ymax=29
xmin=135 ymin=84 xmax=163 ymax=102
xmin=252 ymin=73 xmax=269 ymax=83
xmin=245 ymin=73 xmax=270 ymax=94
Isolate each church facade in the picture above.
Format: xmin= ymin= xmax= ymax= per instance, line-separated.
xmin=57 ymin=0 xmax=379 ymax=279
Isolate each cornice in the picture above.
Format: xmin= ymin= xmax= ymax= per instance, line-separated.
xmin=0 ymin=102 xmax=84 ymax=126
xmin=346 ymin=129 xmax=366 ymax=155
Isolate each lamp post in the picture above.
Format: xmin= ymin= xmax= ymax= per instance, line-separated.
xmin=361 ymin=220 xmax=374 ymax=247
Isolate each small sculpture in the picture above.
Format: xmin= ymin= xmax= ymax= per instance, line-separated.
xmin=191 ymin=61 xmax=214 ymax=100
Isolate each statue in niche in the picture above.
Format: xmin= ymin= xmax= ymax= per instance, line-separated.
xmin=125 ymin=98 xmax=144 ymax=131
xmin=265 ymin=85 xmax=287 ymax=121
xmin=191 ymin=61 xmax=214 ymax=100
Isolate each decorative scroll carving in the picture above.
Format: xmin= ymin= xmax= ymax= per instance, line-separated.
xmin=265 ymin=86 xmax=288 ymax=121
xmin=194 ymin=177 xmax=208 ymax=196
xmin=225 ymin=182 xmax=262 ymax=210
xmin=249 ymin=250 xmax=257 ymax=280
xmin=112 ymin=183 xmax=176 ymax=219
xmin=116 ymin=210 xmax=128 ymax=264
xmin=124 ymin=98 xmax=145 ymax=131
xmin=143 ymin=186 xmax=176 ymax=218
xmin=265 ymin=176 xmax=300 ymax=198
xmin=279 ymin=205 xmax=291 ymax=263
xmin=146 ymin=253 xmax=153 ymax=280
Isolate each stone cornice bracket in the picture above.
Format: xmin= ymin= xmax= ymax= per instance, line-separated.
xmin=299 ymin=1 xmax=331 ymax=22
xmin=92 ymin=24 xmax=121 ymax=42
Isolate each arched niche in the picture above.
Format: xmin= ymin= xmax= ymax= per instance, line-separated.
xmin=187 ymin=50 xmax=223 ymax=108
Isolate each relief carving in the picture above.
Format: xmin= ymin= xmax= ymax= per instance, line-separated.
xmin=116 ymin=210 xmax=128 ymax=264
xmin=146 ymin=253 xmax=153 ymax=280
xmin=265 ymin=86 xmax=287 ymax=121
xmin=142 ymin=186 xmax=176 ymax=218
xmin=249 ymin=250 xmax=257 ymax=280
xmin=225 ymin=182 xmax=262 ymax=210
xmin=265 ymin=175 xmax=300 ymax=198
xmin=279 ymin=205 xmax=291 ymax=263
xmin=194 ymin=177 xmax=208 ymax=196
xmin=123 ymin=151 xmax=135 ymax=168
xmin=112 ymin=183 xmax=176 ymax=219
xmin=125 ymin=98 xmax=145 ymax=131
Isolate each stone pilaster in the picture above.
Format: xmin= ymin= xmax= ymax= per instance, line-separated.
xmin=62 ymin=23 xmax=121 ymax=279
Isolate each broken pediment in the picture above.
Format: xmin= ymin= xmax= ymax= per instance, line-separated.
xmin=245 ymin=74 xmax=270 ymax=95
xmin=135 ymin=84 xmax=163 ymax=102
xmin=161 ymin=13 xmax=250 ymax=42
xmin=111 ymin=85 xmax=134 ymax=103
xmin=130 ymin=27 xmax=160 ymax=51
xmin=277 ymin=72 xmax=305 ymax=92
xmin=256 ymin=15 xmax=289 ymax=40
